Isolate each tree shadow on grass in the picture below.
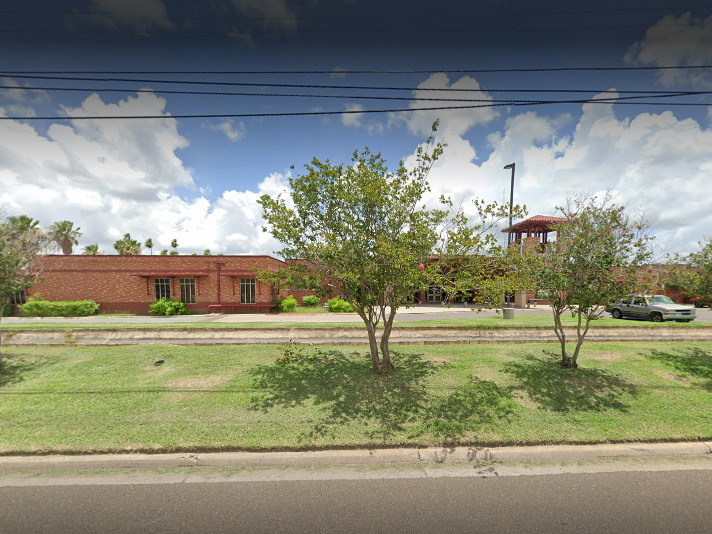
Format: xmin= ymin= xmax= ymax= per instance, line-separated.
xmin=0 ymin=351 xmax=50 ymax=388
xmin=648 ymin=347 xmax=712 ymax=391
xmin=249 ymin=348 xmax=517 ymax=443
xmin=409 ymin=378 xmax=516 ymax=441
xmin=503 ymin=351 xmax=638 ymax=413
xmin=249 ymin=348 xmax=435 ymax=441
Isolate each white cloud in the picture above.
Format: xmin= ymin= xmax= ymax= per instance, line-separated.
xmin=88 ymin=0 xmax=174 ymax=34
xmin=341 ymin=103 xmax=384 ymax=134
xmin=0 ymin=91 xmax=285 ymax=256
xmin=401 ymin=88 xmax=712 ymax=256
xmin=404 ymin=73 xmax=499 ymax=137
xmin=625 ymin=12 xmax=712 ymax=87
xmin=209 ymin=119 xmax=246 ymax=142
xmin=229 ymin=0 xmax=301 ymax=33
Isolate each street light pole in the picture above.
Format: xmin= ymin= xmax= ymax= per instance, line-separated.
xmin=503 ymin=163 xmax=516 ymax=309
xmin=503 ymin=163 xmax=515 ymax=247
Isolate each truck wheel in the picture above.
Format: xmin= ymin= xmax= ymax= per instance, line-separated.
xmin=649 ymin=312 xmax=663 ymax=322
xmin=611 ymin=309 xmax=623 ymax=319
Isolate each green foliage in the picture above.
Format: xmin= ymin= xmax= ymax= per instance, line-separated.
xmin=259 ymin=123 xmax=451 ymax=370
xmin=160 ymin=249 xmax=168 ymax=255
xmin=82 ymin=244 xmax=101 ymax=255
xmin=302 ymin=295 xmax=320 ymax=307
xmin=20 ymin=297 xmax=99 ymax=317
xmin=149 ymin=298 xmax=190 ymax=316
xmin=666 ymin=237 xmax=712 ymax=301
xmin=528 ymin=192 xmax=653 ymax=367
xmin=47 ymin=220 xmax=82 ymax=255
xmin=113 ymin=233 xmax=141 ymax=255
xmin=276 ymin=295 xmax=298 ymax=313
xmin=327 ymin=297 xmax=354 ymax=313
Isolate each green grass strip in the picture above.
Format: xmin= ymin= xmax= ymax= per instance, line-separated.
xmin=1 ymin=341 xmax=711 ymax=454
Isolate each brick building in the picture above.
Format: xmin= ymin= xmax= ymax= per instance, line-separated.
xmin=28 ymin=254 xmax=302 ymax=314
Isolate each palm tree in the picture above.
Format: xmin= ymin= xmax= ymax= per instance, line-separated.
xmin=144 ymin=238 xmax=154 ymax=255
xmin=113 ymin=233 xmax=142 ymax=255
xmin=8 ymin=215 xmax=40 ymax=233
xmin=82 ymin=244 xmax=101 ymax=255
xmin=48 ymin=220 xmax=82 ymax=255
xmin=170 ymin=238 xmax=178 ymax=255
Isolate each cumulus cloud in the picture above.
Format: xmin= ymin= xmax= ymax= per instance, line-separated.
xmin=403 ymin=87 xmax=712 ymax=256
xmin=209 ymin=119 xmax=247 ymax=142
xmin=341 ymin=103 xmax=384 ymax=134
xmin=625 ymin=12 xmax=712 ymax=87
xmin=88 ymin=0 xmax=174 ymax=34
xmin=0 ymin=91 xmax=284 ymax=256
xmin=229 ymin=0 xmax=301 ymax=33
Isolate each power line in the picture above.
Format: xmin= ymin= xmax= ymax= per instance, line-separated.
xmin=2 ymin=84 xmax=707 ymax=103
xmin=4 ymin=73 xmax=712 ymax=94
xmin=1 ymin=6 xmax=708 ymax=19
xmin=1 ymin=99 xmax=709 ymax=122
xmin=3 ymin=22 xmax=712 ymax=34
xmin=3 ymin=65 xmax=711 ymax=76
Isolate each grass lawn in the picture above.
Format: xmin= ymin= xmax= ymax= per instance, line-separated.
xmin=2 ymin=314 xmax=710 ymax=330
xmin=1 ymin=342 xmax=711 ymax=454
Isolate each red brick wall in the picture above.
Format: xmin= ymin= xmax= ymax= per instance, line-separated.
xmin=32 ymin=255 xmax=287 ymax=314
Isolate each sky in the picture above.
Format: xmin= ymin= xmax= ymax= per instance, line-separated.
xmin=1 ymin=0 xmax=711 ymax=259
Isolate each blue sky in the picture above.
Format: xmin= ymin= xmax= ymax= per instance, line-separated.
xmin=1 ymin=1 xmax=711 ymax=258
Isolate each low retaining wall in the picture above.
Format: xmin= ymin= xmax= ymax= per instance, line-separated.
xmin=3 ymin=326 xmax=712 ymax=346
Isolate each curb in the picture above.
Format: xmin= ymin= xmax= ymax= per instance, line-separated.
xmin=1 ymin=442 xmax=710 ymax=472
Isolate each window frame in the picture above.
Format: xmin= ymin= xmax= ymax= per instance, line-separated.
xmin=240 ymin=277 xmax=256 ymax=304
xmin=154 ymin=278 xmax=171 ymax=300
xmin=179 ymin=278 xmax=197 ymax=304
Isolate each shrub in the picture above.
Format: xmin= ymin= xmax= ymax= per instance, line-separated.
xmin=149 ymin=298 xmax=190 ymax=316
xmin=302 ymin=295 xmax=320 ymax=307
xmin=20 ymin=297 xmax=100 ymax=317
xmin=327 ymin=297 xmax=354 ymax=313
xmin=276 ymin=295 xmax=298 ymax=313
xmin=2 ymin=305 xmax=13 ymax=317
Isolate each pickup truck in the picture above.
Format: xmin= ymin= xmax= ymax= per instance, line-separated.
xmin=607 ymin=295 xmax=696 ymax=323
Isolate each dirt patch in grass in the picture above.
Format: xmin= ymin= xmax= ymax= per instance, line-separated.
xmin=168 ymin=375 xmax=230 ymax=389
xmin=650 ymin=369 xmax=692 ymax=387
xmin=514 ymin=392 xmax=541 ymax=409
xmin=588 ymin=352 xmax=625 ymax=362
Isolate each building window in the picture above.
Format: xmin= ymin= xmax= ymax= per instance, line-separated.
xmin=180 ymin=278 xmax=196 ymax=304
xmin=10 ymin=289 xmax=27 ymax=305
xmin=240 ymin=278 xmax=256 ymax=304
xmin=426 ymin=286 xmax=442 ymax=303
xmin=154 ymin=278 xmax=171 ymax=300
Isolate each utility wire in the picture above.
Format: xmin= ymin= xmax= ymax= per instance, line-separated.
xmin=4 ymin=74 xmax=712 ymax=93
xmin=3 ymin=22 xmax=712 ymax=34
xmin=3 ymin=66 xmax=712 ymax=75
xmin=1 ymin=6 xmax=708 ymax=18
xmin=2 ymin=84 xmax=707 ymax=103
xmin=2 ymin=98 xmax=709 ymax=121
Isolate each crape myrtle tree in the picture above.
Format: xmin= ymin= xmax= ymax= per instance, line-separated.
xmin=666 ymin=237 xmax=712 ymax=306
xmin=258 ymin=125 xmax=456 ymax=371
xmin=0 ymin=213 xmax=49 ymax=365
xmin=427 ymin=198 xmax=529 ymax=309
xmin=530 ymin=193 xmax=652 ymax=368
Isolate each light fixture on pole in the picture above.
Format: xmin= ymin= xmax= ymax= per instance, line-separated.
xmin=503 ymin=163 xmax=516 ymax=309
xmin=503 ymin=163 xmax=515 ymax=247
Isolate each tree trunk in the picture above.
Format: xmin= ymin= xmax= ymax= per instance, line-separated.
xmin=0 ymin=305 xmax=5 ymax=367
xmin=570 ymin=312 xmax=592 ymax=368
xmin=379 ymin=310 xmax=396 ymax=370
xmin=552 ymin=308 xmax=569 ymax=367
xmin=357 ymin=308 xmax=382 ymax=371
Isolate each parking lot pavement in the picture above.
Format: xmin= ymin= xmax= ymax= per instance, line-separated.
xmin=2 ymin=304 xmax=711 ymax=324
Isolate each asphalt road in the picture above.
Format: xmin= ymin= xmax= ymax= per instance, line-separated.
xmin=2 ymin=468 xmax=711 ymax=533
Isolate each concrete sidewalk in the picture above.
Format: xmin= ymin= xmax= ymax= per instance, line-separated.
xmin=1 ymin=442 xmax=710 ymax=473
